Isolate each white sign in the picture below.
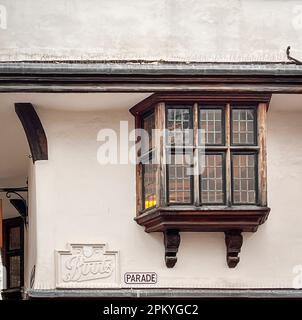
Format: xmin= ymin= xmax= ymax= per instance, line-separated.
xmin=56 ymin=243 xmax=119 ymax=288
xmin=124 ymin=272 xmax=157 ymax=284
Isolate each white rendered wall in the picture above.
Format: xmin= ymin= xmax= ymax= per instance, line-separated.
xmin=24 ymin=161 xmax=38 ymax=290
xmin=28 ymin=103 xmax=302 ymax=290
xmin=0 ymin=0 xmax=301 ymax=62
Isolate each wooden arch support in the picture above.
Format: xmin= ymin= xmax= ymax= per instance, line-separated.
xmin=15 ymin=103 xmax=48 ymax=163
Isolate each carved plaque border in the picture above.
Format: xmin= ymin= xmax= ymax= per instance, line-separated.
xmin=55 ymin=243 xmax=119 ymax=289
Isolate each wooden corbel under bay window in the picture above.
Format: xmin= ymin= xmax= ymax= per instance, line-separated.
xmin=130 ymin=93 xmax=271 ymax=268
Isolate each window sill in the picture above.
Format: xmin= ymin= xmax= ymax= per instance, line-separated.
xmin=136 ymin=206 xmax=270 ymax=232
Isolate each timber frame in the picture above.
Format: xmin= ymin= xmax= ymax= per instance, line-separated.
xmin=15 ymin=103 xmax=48 ymax=163
xmin=130 ymin=92 xmax=271 ymax=268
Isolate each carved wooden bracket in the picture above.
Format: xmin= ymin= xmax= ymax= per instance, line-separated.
xmin=137 ymin=208 xmax=269 ymax=269
xmin=225 ymin=230 xmax=243 ymax=268
xmin=164 ymin=229 xmax=180 ymax=268
xmin=163 ymin=229 xmax=244 ymax=269
xmin=15 ymin=103 xmax=48 ymax=163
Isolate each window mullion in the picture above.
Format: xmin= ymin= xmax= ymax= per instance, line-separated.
xmin=155 ymin=102 xmax=166 ymax=207
xmin=136 ymin=114 xmax=143 ymax=214
xmin=193 ymin=103 xmax=200 ymax=206
xmin=257 ymin=103 xmax=268 ymax=206
xmin=225 ymin=103 xmax=232 ymax=206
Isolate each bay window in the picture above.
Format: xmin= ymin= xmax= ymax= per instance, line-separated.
xmin=130 ymin=93 xmax=271 ymax=268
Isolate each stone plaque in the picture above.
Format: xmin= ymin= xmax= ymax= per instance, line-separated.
xmin=56 ymin=243 xmax=119 ymax=288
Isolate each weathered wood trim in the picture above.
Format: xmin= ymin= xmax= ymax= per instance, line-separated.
xmin=15 ymin=103 xmax=48 ymax=163
xmin=130 ymin=93 xmax=272 ymax=115
xmin=135 ymin=115 xmax=143 ymax=215
xmin=135 ymin=206 xmax=270 ymax=233
xmin=155 ymin=103 xmax=167 ymax=207
xmin=258 ymin=103 xmax=268 ymax=206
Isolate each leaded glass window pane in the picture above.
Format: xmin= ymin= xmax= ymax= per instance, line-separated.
xmin=168 ymin=153 xmax=192 ymax=204
xmin=200 ymin=153 xmax=225 ymax=204
xmin=142 ymin=112 xmax=155 ymax=154
xmin=232 ymin=108 xmax=256 ymax=145
xmin=167 ymin=107 xmax=192 ymax=147
xmin=143 ymin=163 xmax=157 ymax=209
xmin=9 ymin=227 xmax=21 ymax=250
xmin=232 ymin=153 xmax=257 ymax=204
xmin=200 ymin=109 xmax=223 ymax=145
xmin=9 ymin=255 xmax=21 ymax=288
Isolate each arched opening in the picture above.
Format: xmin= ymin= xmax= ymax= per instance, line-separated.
xmin=0 ymin=95 xmax=30 ymax=300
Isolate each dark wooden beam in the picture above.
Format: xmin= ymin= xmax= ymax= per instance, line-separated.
xmin=15 ymin=103 xmax=48 ymax=163
xmin=135 ymin=207 xmax=270 ymax=233
xmin=129 ymin=92 xmax=272 ymax=115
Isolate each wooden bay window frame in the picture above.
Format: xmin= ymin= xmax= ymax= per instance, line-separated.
xmin=130 ymin=93 xmax=271 ymax=268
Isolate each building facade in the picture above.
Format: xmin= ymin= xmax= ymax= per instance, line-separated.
xmin=0 ymin=0 xmax=302 ymax=299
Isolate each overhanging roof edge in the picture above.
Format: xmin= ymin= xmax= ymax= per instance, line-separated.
xmin=0 ymin=61 xmax=302 ymax=76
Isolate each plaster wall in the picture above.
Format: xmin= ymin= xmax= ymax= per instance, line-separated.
xmin=0 ymin=0 xmax=301 ymax=62
xmin=28 ymin=102 xmax=302 ymax=290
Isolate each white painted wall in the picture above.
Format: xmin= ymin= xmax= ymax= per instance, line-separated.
xmin=25 ymin=95 xmax=302 ymax=290
xmin=24 ymin=161 xmax=38 ymax=291
xmin=0 ymin=0 xmax=302 ymax=62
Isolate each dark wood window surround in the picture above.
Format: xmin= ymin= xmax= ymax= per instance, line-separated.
xmin=130 ymin=93 xmax=271 ymax=268
xmin=1 ymin=217 xmax=24 ymax=300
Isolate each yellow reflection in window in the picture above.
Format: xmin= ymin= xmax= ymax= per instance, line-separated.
xmin=145 ymin=198 xmax=157 ymax=209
